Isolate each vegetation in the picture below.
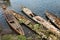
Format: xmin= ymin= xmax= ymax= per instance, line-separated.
xmin=19 ymin=19 xmax=26 ymax=23
xmin=27 ymin=34 xmax=42 ymax=40
xmin=18 ymin=18 xmax=59 ymax=39
xmin=1 ymin=34 xmax=26 ymax=40
xmin=17 ymin=35 xmax=26 ymax=40
xmin=1 ymin=34 xmax=59 ymax=40
xmin=33 ymin=24 xmax=40 ymax=30
xmin=11 ymin=16 xmax=59 ymax=40
xmin=0 ymin=26 xmax=2 ymax=32
xmin=48 ymin=34 xmax=59 ymax=40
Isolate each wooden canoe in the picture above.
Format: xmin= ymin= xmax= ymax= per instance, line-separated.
xmin=22 ymin=7 xmax=37 ymax=18
xmin=45 ymin=11 xmax=60 ymax=29
xmin=22 ymin=7 xmax=60 ymax=37
xmin=11 ymin=10 xmax=55 ymax=38
xmin=11 ymin=10 xmax=60 ymax=39
xmin=2 ymin=9 xmax=25 ymax=35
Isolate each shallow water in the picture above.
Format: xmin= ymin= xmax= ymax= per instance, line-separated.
xmin=0 ymin=0 xmax=60 ymax=37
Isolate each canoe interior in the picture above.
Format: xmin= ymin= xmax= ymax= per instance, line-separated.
xmin=45 ymin=11 xmax=60 ymax=30
xmin=21 ymin=8 xmax=60 ymax=38
xmin=12 ymin=11 xmax=56 ymax=38
xmin=3 ymin=10 xmax=25 ymax=35
xmin=22 ymin=11 xmax=39 ymax=24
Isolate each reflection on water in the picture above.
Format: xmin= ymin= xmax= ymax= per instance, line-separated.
xmin=0 ymin=0 xmax=60 ymax=37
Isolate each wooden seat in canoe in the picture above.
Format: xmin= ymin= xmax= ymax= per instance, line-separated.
xmin=33 ymin=16 xmax=44 ymax=22
xmin=25 ymin=20 xmax=31 ymax=25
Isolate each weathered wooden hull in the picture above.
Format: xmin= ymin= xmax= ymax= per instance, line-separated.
xmin=22 ymin=7 xmax=39 ymax=24
xmin=12 ymin=11 xmax=50 ymax=38
xmin=11 ymin=10 xmax=60 ymax=39
xmin=22 ymin=7 xmax=60 ymax=37
xmin=45 ymin=11 xmax=60 ymax=29
xmin=3 ymin=9 xmax=25 ymax=35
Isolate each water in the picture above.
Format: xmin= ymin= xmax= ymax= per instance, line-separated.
xmin=0 ymin=0 xmax=60 ymax=36
xmin=10 ymin=0 xmax=60 ymax=17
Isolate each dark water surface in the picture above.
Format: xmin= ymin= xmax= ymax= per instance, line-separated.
xmin=0 ymin=0 xmax=60 ymax=36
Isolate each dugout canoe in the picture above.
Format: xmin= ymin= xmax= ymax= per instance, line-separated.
xmin=2 ymin=7 xmax=25 ymax=35
xmin=12 ymin=10 xmax=51 ymax=38
xmin=45 ymin=11 xmax=60 ymax=29
xmin=22 ymin=7 xmax=60 ymax=37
